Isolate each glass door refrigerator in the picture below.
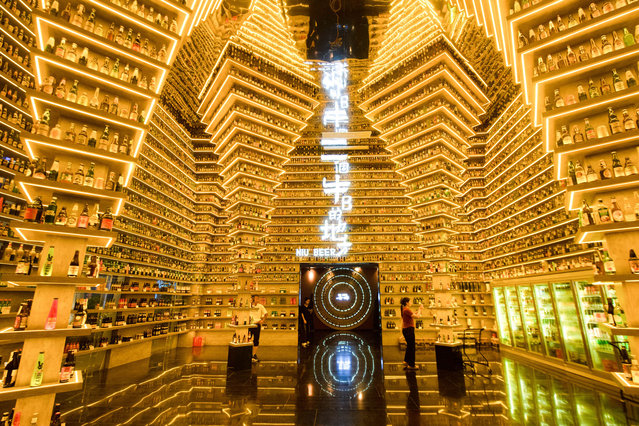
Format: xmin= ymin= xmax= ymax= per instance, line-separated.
xmin=573 ymin=281 xmax=617 ymax=371
xmin=517 ymin=286 xmax=544 ymax=355
xmin=533 ymin=284 xmax=564 ymax=361
xmin=551 ymin=282 xmax=589 ymax=367
xmin=504 ymin=287 xmax=527 ymax=349
xmin=494 ymin=287 xmax=512 ymax=346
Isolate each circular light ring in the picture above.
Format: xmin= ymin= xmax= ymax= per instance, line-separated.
xmin=312 ymin=332 xmax=376 ymax=398
xmin=312 ymin=267 xmax=373 ymax=330
xmin=316 ymin=274 xmax=368 ymax=324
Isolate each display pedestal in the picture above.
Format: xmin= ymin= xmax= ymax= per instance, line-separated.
xmin=435 ymin=342 xmax=463 ymax=373
xmin=227 ymin=344 xmax=253 ymax=371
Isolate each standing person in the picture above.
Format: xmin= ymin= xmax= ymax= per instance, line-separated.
xmin=300 ymin=297 xmax=313 ymax=347
xmin=401 ymin=297 xmax=423 ymax=370
xmin=250 ymin=295 xmax=268 ymax=363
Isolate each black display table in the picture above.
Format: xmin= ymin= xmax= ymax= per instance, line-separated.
xmin=227 ymin=343 xmax=253 ymax=370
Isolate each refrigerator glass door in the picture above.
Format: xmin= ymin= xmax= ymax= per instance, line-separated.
xmin=573 ymin=281 xmax=616 ymax=371
xmin=494 ymin=287 xmax=512 ymax=346
xmin=505 ymin=286 xmax=526 ymax=349
xmin=518 ymin=286 xmax=543 ymax=354
xmin=534 ymin=284 xmax=563 ymax=360
xmin=552 ymin=282 xmax=588 ymax=366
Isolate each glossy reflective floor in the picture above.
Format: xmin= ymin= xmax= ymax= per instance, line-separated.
xmin=44 ymin=331 xmax=635 ymax=425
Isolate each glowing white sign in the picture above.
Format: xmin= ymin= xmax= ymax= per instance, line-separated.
xmin=336 ymin=293 xmax=350 ymax=301
xmin=297 ymin=61 xmax=352 ymax=259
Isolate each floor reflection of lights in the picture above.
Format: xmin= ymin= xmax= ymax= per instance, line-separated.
xmin=49 ymin=344 xmax=631 ymax=425
xmin=311 ymin=332 xmax=377 ymax=398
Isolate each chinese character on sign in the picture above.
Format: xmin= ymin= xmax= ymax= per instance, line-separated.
xmin=322 ymin=61 xmax=349 ymax=132
xmin=323 ymin=175 xmax=350 ymax=204
xmin=296 ymin=62 xmax=352 ymax=259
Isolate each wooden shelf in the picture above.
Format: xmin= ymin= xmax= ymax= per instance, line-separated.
xmin=33 ymin=12 xmax=168 ymax=71
xmin=0 ymin=286 xmax=35 ymax=292
xmin=0 ymin=274 xmax=107 ymax=286
xmin=599 ymin=322 xmax=639 ymax=336
xmin=0 ymin=370 xmax=83 ymax=402
xmin=87 ymin=317 xmax=197 ymax=332
xmin=228 ymin=324 xmax=257 ymax=329
xmin=491 ymin=267 xmax=595 ymax=286
xmin=9 ymin=221 xmax=115 ymax=247
xmin=32 ymin=51 xmax=158 ymax=100
xmin=0 ymin=325 xmax=91 ymax=343
xmin=86 ymin=305 xmax=189 ymax=314
xmin=16 ymin=175 xmax=124 ymax=210
xmin=575 ymin=221 xmax=639 ymax=243
xmin=543 ymin=85 xmax=639 ymax=152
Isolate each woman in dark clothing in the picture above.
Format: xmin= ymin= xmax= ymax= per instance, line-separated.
xmin=300 ymin=297 xmax=313 ymax=347
xmin=401 ymin=297 xmax=423 ymax=370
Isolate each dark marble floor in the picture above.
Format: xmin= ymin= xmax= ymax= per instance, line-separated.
xmin=42 ymin=331 xmax=636 ymax=425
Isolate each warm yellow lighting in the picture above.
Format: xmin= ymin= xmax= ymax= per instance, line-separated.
xmin=30 ymin=96 xmax=146 ymax=134
xmin=35 ymin=17 xmax=168 ymax=93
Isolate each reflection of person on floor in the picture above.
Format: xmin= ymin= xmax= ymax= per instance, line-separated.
xmin=300 ymin=297 xmax=313 ymax=347
xmin=250 ymin=295 xmax=267 ymax=362
xmin=401 ymin=297 xmax=423 ymax=370
xmin=405 ymin=370 xmax=421 ymax=426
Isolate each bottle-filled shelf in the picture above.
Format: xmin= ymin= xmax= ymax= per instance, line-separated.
xmin=0 ymin=324 xmax=90 ymax=343
xmin=0 ymin=370 xmax=83 ymax=402
xmin=0 ymin=274 xmax=106 ymax=286
xmin=9 ymin=220 xmax=115 ymax=246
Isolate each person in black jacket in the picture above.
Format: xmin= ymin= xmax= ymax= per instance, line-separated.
xmin=300 ymin=297 xmax=313 ymax=347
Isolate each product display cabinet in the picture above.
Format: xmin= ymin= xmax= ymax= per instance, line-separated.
xmin=493 ymin=271 xmax=631 ymax=375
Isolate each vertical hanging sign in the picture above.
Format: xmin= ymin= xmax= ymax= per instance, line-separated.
xmin=296 ymin=61 xmax=351 ymax=259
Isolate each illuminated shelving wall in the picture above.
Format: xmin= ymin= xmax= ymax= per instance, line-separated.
xmin=0 ymin=0 xmax=201 ymax=421
xmin=359 ymin=0 xmax=497 ymax=341
xmin=445 ymin=0 xmax=639 ymax=384
xmin=264 ymin=60 xmax=424 ymax=343
xmin=197 ymin=0 xmax=319 ymax=345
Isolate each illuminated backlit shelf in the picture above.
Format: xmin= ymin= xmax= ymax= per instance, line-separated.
xmin=0 ymin=371 xmax=83 ymax=402
xmin=16 ymin=176 xmax=124 ymax=213
xmin=0 ymin=325 xmax=91 ymax=343
xmin=598 ymin=322 xmax=639 ymax=337
xmin=565 ymin=174 xmax=639 ymax=211
xmin=9 ymin=220 xmax=115 ymax=247
xmin=575 ymin=220 xmax=639 ymax=244
xmin=0 ymin=274 xmax=107 ymax=286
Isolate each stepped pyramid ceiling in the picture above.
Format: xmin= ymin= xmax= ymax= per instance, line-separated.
xmin=164 ymin=0 xmax=460 ymax=136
